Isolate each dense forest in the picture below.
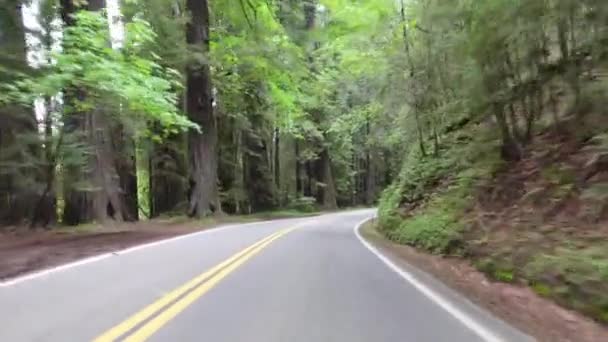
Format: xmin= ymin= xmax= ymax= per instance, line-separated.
xmin=0 ymin=0 xmax=395 ymax=226
xmin=0 ymin=0 xmax=606 ymax=224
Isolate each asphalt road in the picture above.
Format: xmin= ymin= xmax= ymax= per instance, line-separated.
xmin=0 ymin=210 xmax=532 ymax=342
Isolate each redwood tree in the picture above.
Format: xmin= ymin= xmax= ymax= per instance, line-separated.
xmin=185 ymin=0 xmax=219 ymax=217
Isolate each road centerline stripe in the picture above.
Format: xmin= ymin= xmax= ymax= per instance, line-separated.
xmin=122 ymin=228 xmax=294 ymax=342
xmin=93 ymin=229 xmax=288 ymax=342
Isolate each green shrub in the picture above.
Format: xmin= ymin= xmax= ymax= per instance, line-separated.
xmin=493 ymin=269 xmax=515 ymax=283
xmin=531 ymin=282 xmax=552 ymax=297
xmin=474 ymin=255 xmax=517 ymax=283
xmin=377 ymin=183 xmax=403 ymax=230
xmin=388 ymin=206 xmax=464 ymax=254
xmin=286 ymin=196 xmax=318 ymax=213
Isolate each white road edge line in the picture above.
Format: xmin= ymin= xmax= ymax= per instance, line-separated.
xmin=0 ymin=218 xmax=303 ymax=287
xmin=354 ymin=216 xmax=505 ymax=342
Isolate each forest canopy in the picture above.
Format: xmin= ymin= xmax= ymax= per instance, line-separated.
xmin=1 ymin=0 xmax=607 ymax=227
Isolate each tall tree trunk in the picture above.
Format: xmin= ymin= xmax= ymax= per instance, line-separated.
xmin=365 ymin=121 xmax=376 ymax=205
xmin=303 ymin=0 xmax=337 ymax=208
xmin=432 ymin=124 xmax=439 ymax=156
xmin=350 ymin=149 xmax=356 ymax=206
xmin=243 ymin=128 xmax=276 ymax=211
xmin=556 ymin=6 xmax=581 ymax=109
xmin=233 ymin=130 xmax=244 ymax=214
xmin=568 ymin=6 xmax=581 ymax=109
xmin=494 ymin=103 xmax=522 ymax=161
xmin=305 ymin=160 xmax=313 ymax=197
xmin=557 ymin=18 xmax=569 ymax=61
xmin=295 ymin=140 xmax=302 ymax=196
xmin=314 ymin=146 xmax=337 ymax=207
xmin=61 ymin=0 xmax=127 ymax=224
xmin=315 ymin=149 xmax=337 ymax=209
xmin=31 ymin=98 xmax=58 ymax=227
xmin=114 ymin=125 xmax=138 ymax=221
xmin=358 ymin=156 xmax=366 ymax=204
xmin=59 ymin=0 xmax=77 ymax=26
xmin=400 ymin=0 xmax=426 ymax=157
xmin=185 ymin=0 xmax=218 ymax=217
xmin=150 ymin=135 xmax=187 ymax=216
xmin=414 ymin=108 xmax=427 ymax=157
xmin=61 ymin=0 xmax=91 ymax=226
xmin=87 ymin=0 xmax=128 ymax=224
xmin=383 ymin=150 xmax=391 ymax=186
xmin=508 ymin=102 xmax=524 ymax=142
xmin=274 ymin=127 xmax=280 ymax=191
xmin=88 ymin=110 xmax=125 ymax=223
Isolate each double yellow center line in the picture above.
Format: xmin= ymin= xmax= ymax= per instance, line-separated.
xmin=94 ymin=228 xmax=294 ymax=342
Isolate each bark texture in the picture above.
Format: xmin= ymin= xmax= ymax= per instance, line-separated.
xmin=62 ymin=0 xmax=131 ymax=224
xmin=186 ymin=0 xmax=219 ymax=217
xmin=315 ymin=149 xmax=337 ymax=209
xmin=151 ymin=135 xmax=187 ymax=216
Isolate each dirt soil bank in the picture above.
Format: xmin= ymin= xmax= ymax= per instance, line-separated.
xmin=362 ymin=220 xmax=608 ymax=342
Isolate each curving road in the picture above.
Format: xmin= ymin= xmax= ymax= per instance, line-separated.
xmin=0 ymin=210 xmax=532 ymax=342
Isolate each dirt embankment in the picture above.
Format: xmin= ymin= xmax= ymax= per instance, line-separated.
xmin=464 ymin=123 xmax=608 ymax=324
xmin=377 ymin=112 xmax=608 ymax=339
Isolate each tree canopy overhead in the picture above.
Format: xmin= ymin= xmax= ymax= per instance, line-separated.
xmin=0 ymin=0 xmax=606 ymax=226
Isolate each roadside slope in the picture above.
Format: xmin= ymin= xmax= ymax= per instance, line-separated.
xmin=376 ymin=117 xmax=608 ymax=328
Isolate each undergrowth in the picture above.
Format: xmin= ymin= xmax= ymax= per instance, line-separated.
xmin=378 ymin=125 xmax=503 ymax=254
xmin=524 ymin=245 xmax=608 ymax=322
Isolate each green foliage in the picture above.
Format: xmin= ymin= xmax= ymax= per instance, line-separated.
xmin=524 ymin=245 xmax=608 ymax=322
xmin=286 ymin=196 xmax=318 ymax=213
xmin=121 ymin=0 xmax=189 ymax=72
xmin=4 ymin=10 xmax=194 ymax=135
xmin=253 ymin=208 xmax=320 ymax=219
xmin=211 ymin=0 xmax=308 ymax=131
xmin=387 ymin=203 xmax=464 ymax=254
xmin=531 ymin=282 xmax=552 ymax=297
xmin=0 ymin=7 xmax=201 ymax=225
xmin=493 ymin=269 xmax=515 ymax=283
xmin=377 ymin=183 xmax=403 ymax=229
xmin=386 ymin=161 xmax=484 ymax=255
xmin=475 ymin=257 xmax=517 ymax=283
xmin=136 ymin=140 xmax=151 ymax=219
xmin=525 ymin=246 xmax=608 ymax=286
xmin=378 ymin=123 xmax=504 ymax=254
